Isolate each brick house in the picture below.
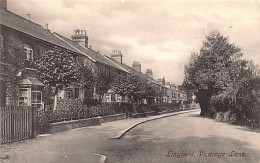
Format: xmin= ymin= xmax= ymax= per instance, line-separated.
xmin=53 ymin=31 xmax=128 ymax=102
xmin=0 ymin=2 xmax=95 ymax=107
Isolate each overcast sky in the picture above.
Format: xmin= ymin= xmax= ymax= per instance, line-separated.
xmin=7 ymin=0 xmax=260 ymax=85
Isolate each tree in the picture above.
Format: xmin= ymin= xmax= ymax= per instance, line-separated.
xmin=144 ymin=82 xmax=161 ymax=106
xmin=34 ymin=46 xmax=77 ymax=110
xmin=95 ymin=71 xmax=114 ymax=102
xmin=183 ymin=31 xmax=243 ymax=116
xmin=76 ymin=64 xmax=95 ymax=101
xmin=114 ymin=72 xmax=160 ymax=110
xmin=114 ymin=73 xmax=145 ymax=104
xmin=0 ymin=37 xmax=25 ymax=106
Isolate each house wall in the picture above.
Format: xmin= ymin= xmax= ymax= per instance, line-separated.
xmin=1 ymin=25 xmax=95 ymax=106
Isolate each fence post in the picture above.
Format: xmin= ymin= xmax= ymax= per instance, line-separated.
xmin=31 ymin=107 xmax=37 ymax=138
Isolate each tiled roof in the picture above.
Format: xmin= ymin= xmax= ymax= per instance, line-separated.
xmin=0 ymin=9 xmax=79 ymax=54
xmin=53 ymin=32 xmax=127 ymax=72
xmin=105 ymin=56 xmax=161 ymax=85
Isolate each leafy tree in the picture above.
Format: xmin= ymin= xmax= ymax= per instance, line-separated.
xmin=144 ymin=81 xmax=161 ymax=107
xmin=0 ymin=37 xmax=25 ymax=106
xmin=183 ymin=31 xmax=243 ymax=116
xmin=76 ymin=64 xmax=95 ymax=100
xmin=114 ymin=72 xmax=160 ymax=111
xmin=35 ymin=46 xmax=77 ymax=110
xmin=114 ymin=73 xmax=145 ymax=103
xmin=95 ymin=71 xmax=114 ymax=102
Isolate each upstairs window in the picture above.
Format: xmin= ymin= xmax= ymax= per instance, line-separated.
xmin=24 ymin=44 xmax=33 ymax=61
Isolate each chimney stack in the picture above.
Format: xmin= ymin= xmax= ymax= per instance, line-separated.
xmin=45 ymin=23 xmax=51 ymax=32
xmin=26 ymin=14 xmax=31 ymax=21
xmin=146 ymin=69 xmax=153 ymax=79
xmin=0 ymin=0 xmax=7 ymax=10
xmin=132 ymin=61 xmax=141 ymax=73
xmin=111 ymin=50 xmax=123 ymax=63
xmin=71 ymin=29 xmax=88 ymax=48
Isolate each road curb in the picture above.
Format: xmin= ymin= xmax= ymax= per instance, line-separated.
xmin=111 ymin=109 xmax=200 ymax=139
xmin=94 ymin=153 xmax=107 ymax=163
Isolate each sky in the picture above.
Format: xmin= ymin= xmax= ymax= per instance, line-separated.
xmin=7 ymin=0 xmax=260 ymax=85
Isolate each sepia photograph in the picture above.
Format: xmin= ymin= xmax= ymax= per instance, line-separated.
xmin=0 ymin=0 xmax=260 ymax=162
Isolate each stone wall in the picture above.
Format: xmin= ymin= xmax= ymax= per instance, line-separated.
xmin=49 ymin=113 xmax=127 ymax=133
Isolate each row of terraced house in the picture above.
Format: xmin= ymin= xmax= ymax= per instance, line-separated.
xmin=0 ymin=0 xmax=187 ymax=108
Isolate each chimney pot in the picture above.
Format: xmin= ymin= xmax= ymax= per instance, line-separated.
xmin=132 ymin=61 xmax=141 ymax=73
xmin=111 ymin=50 xmax=123 ymax=63
xmin=146 ymin=69 xmax=153 ymax=79
xmin=71 ymin=29 xmax=88 ymax=48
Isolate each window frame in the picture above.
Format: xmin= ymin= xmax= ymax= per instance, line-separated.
xmin=65 ymin=90 xmax=72 ymax=99
xmin=31 ymin=91 xmax=42 ymax=107
xmin=24 ymin=44 xmax=33 ymax=61
xmin=18 ymin=88 xmax=29 ymax=106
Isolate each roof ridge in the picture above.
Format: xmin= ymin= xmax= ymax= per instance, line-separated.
xmin=53 ymin=32 xmax=96 ymax=62
xmin=104 ymin=56 xmax=129 ymax=72
xmin=0 ymin=9 xmax=44 ymax=29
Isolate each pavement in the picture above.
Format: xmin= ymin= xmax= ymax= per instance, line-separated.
xmin=0 ymin=109 xmax=199 ymax=163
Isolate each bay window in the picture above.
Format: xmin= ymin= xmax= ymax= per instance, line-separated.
xmin=18 ymin=89 xmax=29 ymax=106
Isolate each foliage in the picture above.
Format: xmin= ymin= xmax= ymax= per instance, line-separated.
xmin=37 ymin=100 xmax=129 ymax=134
xmin=95 ymin=71 xmax=114 ymax=101
xmin=34 ymin=46 xmax=77 ymax=109
xmin=76 ymin=64 xmax=95 ymax=100
xmin=0 ymin=37 xmax=25 ymax=106
xmin=42 ymin=85 xmax=54 ymax=106
xmin=114 ymin=72 xmax=159 ymax=104
xmin=183 ymin=30 xmax=243 ymax=116
xmin=35 ymin=46 xmax=77 ymax=93
xmin=184 ymin=30 xmax=260 ymax=128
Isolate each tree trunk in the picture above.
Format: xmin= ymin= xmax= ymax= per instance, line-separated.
xmin=53 ymin=87 xmax=59 ymax=110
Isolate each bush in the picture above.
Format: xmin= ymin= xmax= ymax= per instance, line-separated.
xmin=57 ymin=98 xmax=83 ymax=111
xmin=210 ymin=77 xmax=260 ymax=128
xmin=83 ymin=99 xmax=101 ymax=106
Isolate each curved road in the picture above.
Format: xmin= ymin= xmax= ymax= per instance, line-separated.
xmin=100 ymin=111 xmax=260 ymax=163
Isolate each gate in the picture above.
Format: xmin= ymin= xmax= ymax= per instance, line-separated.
xmin=0 ymin=106 xmax=37 ymax=144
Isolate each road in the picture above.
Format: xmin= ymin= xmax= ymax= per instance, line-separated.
xmin=1 ymin=110 xmax=260 ymax=163
xmin=101 ymin=111 xmax=260 ymax=163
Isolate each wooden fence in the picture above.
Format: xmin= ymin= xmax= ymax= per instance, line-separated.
xmin=0 ymin=106 xmax=37 ymax=144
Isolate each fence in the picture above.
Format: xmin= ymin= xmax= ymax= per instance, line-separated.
xmin=0 ymin=106 xmax=37 ymax=144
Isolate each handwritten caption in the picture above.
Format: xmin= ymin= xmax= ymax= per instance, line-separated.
xmin=165 ymin=151 xmax=246 ymax=158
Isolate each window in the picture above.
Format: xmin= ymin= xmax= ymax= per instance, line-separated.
xmin=18 ymin=89 xmax=29 ymax=106
xmin=32 ymin=91 xmax=42 ymax=108
xmin=106 ymin=95 xmax=110 ymax=102
xmin=117 ymin=96 xmax=121 ymax=102
xmin=75 ymin=88 xmax=79 ymax=98
xmin=24 ymin=44 xmax=33 ymax=61
xmin=174 ymin=92 xmax=177 ymax=98
xmin=111 ymin=94 xmax=116 ymax=102
xmin=65 ymin=90 xmax=72 ymax=99
xmin=121 ymin=96 xmax=125 ymax=102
